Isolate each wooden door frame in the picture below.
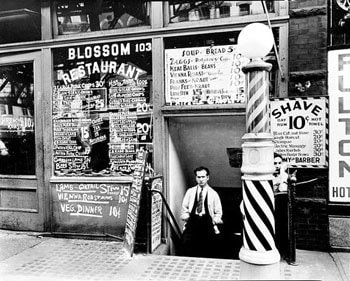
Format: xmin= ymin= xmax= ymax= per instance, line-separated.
xmin=0 ymin=51 xmax=48 ymax=231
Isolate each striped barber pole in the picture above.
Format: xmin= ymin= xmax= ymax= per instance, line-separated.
xmin=246 ymin=70 xmax=270 ymax=133
xmin=241 ymin=179 xmax=276 ymax=251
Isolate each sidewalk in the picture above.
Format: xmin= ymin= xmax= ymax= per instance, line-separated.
xmin=0 ymin=229 xmax=348 ymax=281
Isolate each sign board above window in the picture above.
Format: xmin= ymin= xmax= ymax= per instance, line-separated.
xmin=164 ymin=45 xmax=248 ymax=106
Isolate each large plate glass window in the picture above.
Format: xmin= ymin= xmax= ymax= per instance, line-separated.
xmin=330 ymin=0 xmax=350 ymax=46
xmin=0 ymin=63 xmax=35 ymax=175
xmin=52 ymin=40 xmax=153 ymax=176
xmin=54 ymin=0 xmax=150 ymax=36
xmin=0 ymin=0 xmax=41 ymax=44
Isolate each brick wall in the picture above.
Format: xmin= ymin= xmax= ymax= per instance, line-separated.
xmin=288 ymin=1 xmax=327 ymax=97
xmin=288 ymin=1 xmax=329 ymax=251
xmin=292 ymin=168 xmax=329 ymax=251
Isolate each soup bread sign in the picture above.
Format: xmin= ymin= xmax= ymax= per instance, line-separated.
xmin=328 ymin=49 xmax=350 ymax=203
xmin=271 ymin=97 xmax=327 ymax=168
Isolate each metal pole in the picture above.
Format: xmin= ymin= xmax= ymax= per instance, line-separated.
xmin=288 ymin=174 xmax=297 ymax=264
xmin=239 ymin=59 xmax=280 ymax=279
xmin=145 ymin=177 xmax=152 ymax=254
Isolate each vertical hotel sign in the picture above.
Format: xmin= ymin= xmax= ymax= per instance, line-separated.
xmin=328 ymin=49 xmax=350 ymax=203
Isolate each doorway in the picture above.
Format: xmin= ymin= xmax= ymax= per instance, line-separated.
xmin=0 ymin=52 xmax=47 ymax=231
xmin=167 ymin=114 xmax=245 ymax=258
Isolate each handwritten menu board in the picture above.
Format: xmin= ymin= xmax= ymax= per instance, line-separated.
xmin=52 ymin=79 xmax=152 ymax=176
xmin=53 ymin=88 xmax=107 ymax=115
xmin=271 ymin=97 xmax=327 ymax=168
xmin=52 ymin=40 xmax=153 ymax=176
xmin=150 ymin=176 xmax=163 ymax=253
xmin=53 ymin=118 xmax=92 ymax=173
xmin=124 ymin=150 xmax=147 ymax=256
xmin=109 ymin=79 xmax=152 ymax=174
xmin=165 ymin=45 xmax=248 ymax=106
xmin=51 ymin=181 xmax=132 ymax=235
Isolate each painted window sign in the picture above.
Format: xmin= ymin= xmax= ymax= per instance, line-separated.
xmin=271 ymin=97 xmax=328 ymax=168
xmin=164 ymin=45 xmax=248 ymax=106
xmin=328 ymin=49 xmax=350 ymax=203
xmin=0 ymin=63 xmax=35 ymax=175
xmin=53 ymin=40 xmax=153 ymax=176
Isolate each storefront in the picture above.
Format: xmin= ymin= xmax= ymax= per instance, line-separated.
xmin=0 ymin=0 xmax=289 ymax=254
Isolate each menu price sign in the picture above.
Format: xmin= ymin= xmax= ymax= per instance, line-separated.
xmin=271 ymin=97 xmax=327 ymax=168
xmin=165 ymin=45 xmax=247 ymax=106
xmin=52 ymin=182 xmax=131 ymax=235
xmin=52 ymin=40 xmax=153 ymax=177
xmin=53 ymin=118 xmax=92 ymax=174
xmin=53 ymin=87 xmax=107 ymax=116
xmin=151 ymin=176 xmax=163 ymax=253
xmin=124 ymin=149 xmax=147 ymax=256
xmin=109 ymin=78 xmax=152 ymax=174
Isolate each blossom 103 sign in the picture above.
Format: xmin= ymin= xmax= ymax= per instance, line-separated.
xmin=271 ymin=97 xmax=327 ymax=168
xmin=328 ymin=49 xmax=350 ymax=203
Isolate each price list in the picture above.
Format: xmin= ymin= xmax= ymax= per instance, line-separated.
xmin=109 ymin=79 xmax=152 ymax=174
xmin=53 ymin=118 xmax=91 ymax=173
xmin=271 ymin=97 xmax=327 ymax=167
xmin=165 ymin=45 xmax=247 ymax=106
xmin=53 ymin=88 xmax=107 ymax=115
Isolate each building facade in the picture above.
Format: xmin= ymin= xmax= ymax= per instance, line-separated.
xmin=0 ymin=0 xmax=348 ymax=254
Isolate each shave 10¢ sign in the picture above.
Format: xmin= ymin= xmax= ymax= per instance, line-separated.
xmin=271 ymin=97 xmax=328 ymax=168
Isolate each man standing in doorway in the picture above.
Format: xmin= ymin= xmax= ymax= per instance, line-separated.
xmin=181 ymin=166 xmax=223 ymax=257
xmin=273 ymin=153 xmax=289 ymax=259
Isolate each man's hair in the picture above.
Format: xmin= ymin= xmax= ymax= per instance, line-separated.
xmin=274 ymin=152 xmax=283 ymax=160
xmin=194 ymin=166 xmax=210 ymax=176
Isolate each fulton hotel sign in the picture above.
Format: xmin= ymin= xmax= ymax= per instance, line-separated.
xmin=329 ymin=49 xmax=350 ymax=203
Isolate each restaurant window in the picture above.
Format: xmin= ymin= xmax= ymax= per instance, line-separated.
xmin=0 ymin=63 xmax=35 ymax=175
xmin=164 ymin=30 xmax=279 ymax=106
xmin=52 ymin=40 xmax=153 ymax=176
xmin=168 ymin=1 xmax=275 ymax=23
xmin=0 ymin=0 xmax=41 ymax=44
xmin=54 ymin=0 xmax=150 ymax=36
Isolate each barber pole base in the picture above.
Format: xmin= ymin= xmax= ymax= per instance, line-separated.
xmin=239 ymin=133 xmax=280 ymax=279
xmin=240 ymin=257 xmax=280 ymax=280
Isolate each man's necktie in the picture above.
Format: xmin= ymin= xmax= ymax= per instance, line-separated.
xmin=197 ymin=188 xmax=203 ymax=214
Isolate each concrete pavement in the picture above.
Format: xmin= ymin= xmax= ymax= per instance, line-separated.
xmin=0 ymin=229 xmax=348 ymax=281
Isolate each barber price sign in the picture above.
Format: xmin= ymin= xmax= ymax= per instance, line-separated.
xmin=329 ymin=49 xmax=350 ymax=203
xmin=271 ymin=97 xmax=327 ymax=168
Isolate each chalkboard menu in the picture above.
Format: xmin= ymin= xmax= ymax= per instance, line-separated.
xmin=51 ymin=180 xmax=132 ymax=235
xmin=165 ymin=45 xmax=248 ymax=106
xmin=52 ymin=40 xmax=153 ymax=176
xmin=124 ymin=150 xmax=147 ymax=256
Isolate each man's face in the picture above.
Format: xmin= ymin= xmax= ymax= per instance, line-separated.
xmin=195 ymin=170 xmax=209 ymax=187
xmin=274 ymin=156 xmax=282 ymax=174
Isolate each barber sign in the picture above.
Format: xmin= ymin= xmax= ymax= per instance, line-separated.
xmin=271 ymin=97 xmax=328 ymax=168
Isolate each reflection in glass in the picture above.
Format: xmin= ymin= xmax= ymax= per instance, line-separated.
xmin=0 ymin=63 xmax=35 ymax=175
xmin=168 ymin=1 xmax=275 ymax=23
xmin=0 ymin=1 xmax=41 ymax=44
xmin=55 ymin=0 xmax=150 ymax=35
